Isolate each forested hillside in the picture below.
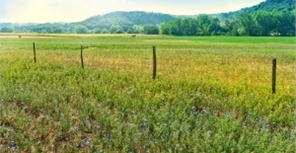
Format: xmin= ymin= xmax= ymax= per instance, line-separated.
xmin=239 ymin=0 xmax=294 ymax=13
xmin=82 ymin=11 xmax=175 ymax=31
xmin=0 ymin=0 xmax=294 ymax=35
xmin=160 ymin=0 xmax=295 ymax=36
xmin=211 ymin=0 xmax=294 ymax=21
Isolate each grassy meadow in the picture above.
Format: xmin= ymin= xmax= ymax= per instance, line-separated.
xmin=0 ymin=34 xmax=295 ymax=152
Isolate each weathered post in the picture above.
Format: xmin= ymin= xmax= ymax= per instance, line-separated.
xmin=152 ymin=46 xmax=157 ymax=79
xmin=33 ymin=42 xmax=36 ymax=63
xmin=81 ymin=45 xmax=84 ymax=69
xmin=272 ymin=58 xmax=276 ymax=94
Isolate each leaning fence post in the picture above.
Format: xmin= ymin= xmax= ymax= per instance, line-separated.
xmin=272 ymin=58 xmax=276 ymax=94
xmin=33 ymin=42 xmax=36 ymax=63
xmin=152 ymin=46 xmax=157 ymax=79
xmin=81 ymin=45 xmax=84 ymax=69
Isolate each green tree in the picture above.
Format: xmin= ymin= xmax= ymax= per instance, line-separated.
xmin=45 ymin=25 xmax=54 ymax=33
xmin=235 ymin=11 xmax=295 ymax=36
xmin=93 ymin=28 xmax=102 ymax=34
xmin=131 ymin=25 xmax=143 ymax=33
xmin=275 ymin=11 xmax=295 ymax=36
xmin=160 ymin=15 xmax=222 ymax=36
xmin=222 ymin=20 xmax=239 ymax=36
xmin=196 ymin=15 xmax=215 ymax=35
xmin=143 ymin=25 xmax=159 ymax=34
xmin=209 ymin=18 xmax=222 ymax=35
xmin=54 ymin=27 xmax=64 ymax=33
xmin=101 ymin=29 xmax=110 ymax=34
xmin=253 ymin=11 xmax=274 ymax=35
xmin=126 ymin=28 xmax=133 ymax=34
xmin=236 ymin=13 xmax=258 ymax=35
xmin=75 ymin=25 xmax=89 ymax=34
xmin=0 ymin=27 xmax=14 ymax=33
xmin=160 ymin=22 xmax=172 ymax=35
xmin=185 ymin=18 xmax=198 ymax=35
xmin=110 ymin=25 xmax=124 ymax=34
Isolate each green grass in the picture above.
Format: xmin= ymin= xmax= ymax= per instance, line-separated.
xmin=0 ymin=34 xmax=295 ymax=152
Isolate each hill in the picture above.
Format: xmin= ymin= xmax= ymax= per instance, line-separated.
xmin=81 ymin=0 xmax=295 ymax=28
xmin=0 ymin=11 xmax=176 ymax=33
xmin=81 ymin=11 xmax=176 ymax=31
xmin=210 ymin=0 xmax=295 ymax=21
xmin=239 ymin=0 xmax=294 ymax=13
xmin=0 ymin=0 xmax=294 ymax=34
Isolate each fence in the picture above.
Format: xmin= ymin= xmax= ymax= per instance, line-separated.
xmin=33 ymin=42 xmax=277 ymax=94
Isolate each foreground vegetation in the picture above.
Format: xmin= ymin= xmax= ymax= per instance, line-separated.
xmin=0 ymin=34 xmax=295 ymax=152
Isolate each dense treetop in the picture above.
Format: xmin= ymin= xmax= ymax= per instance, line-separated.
xmin=240 ymin=0 xmax=294 ymax=13
xmin=210 ymin=0 xmax=294 ymax=21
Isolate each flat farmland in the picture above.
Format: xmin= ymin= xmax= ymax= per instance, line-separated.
xmin=0 ymin=34 xmax=295 ymax=152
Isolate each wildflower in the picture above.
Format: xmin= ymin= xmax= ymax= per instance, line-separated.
xmin=76 ymin=143 xmax=84 ymax=148
xmin=106 ymin=133 xmax=111 ymax=138
xmin=225 ymin=112 xmax=231 ymax=119
xmin=10 ymin=140 xmax=15 ymax=146
xmin=191 ymin=106 xmax=197 ymax=112
xmin=166 ymin=132 xmax=170 ymax=137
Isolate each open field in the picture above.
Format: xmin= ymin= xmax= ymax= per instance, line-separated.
xmin=0 ymin=34 xmax=295 ymax=152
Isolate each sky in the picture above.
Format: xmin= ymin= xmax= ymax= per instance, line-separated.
xmin=0 ymin=0 xmax=265 ymax=23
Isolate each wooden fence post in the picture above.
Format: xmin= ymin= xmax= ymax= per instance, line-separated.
xmin=152 ymin=46 xmax=157 ymax=79
xmin=33 ymin=42 xmax=36 ymax=63
xmin=272 ymin=58 xmax=276 ymax=94
xmin=81 ymin=45 xmax=84 ymax=69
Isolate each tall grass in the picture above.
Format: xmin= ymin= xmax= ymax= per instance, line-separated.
xmin=0 ymin=34 xmax=295 ymax=152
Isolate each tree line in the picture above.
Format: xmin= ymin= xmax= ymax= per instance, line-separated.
xmin=0 ymin=23 xmax=159 ymax=35
xmin=160 ymin=11 xmax=295 ymax=36
xmin=1 ymin=11 xmax=294 ymax=36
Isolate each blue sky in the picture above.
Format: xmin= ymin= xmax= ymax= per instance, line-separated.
xmin=0 ymin=0 xmax=265 ymax=23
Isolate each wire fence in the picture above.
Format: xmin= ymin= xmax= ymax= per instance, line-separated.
xmin=0 ymin=42 xmax=295 ymax=93
xmin=3 ymin=41 xmax=294 ymax=94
